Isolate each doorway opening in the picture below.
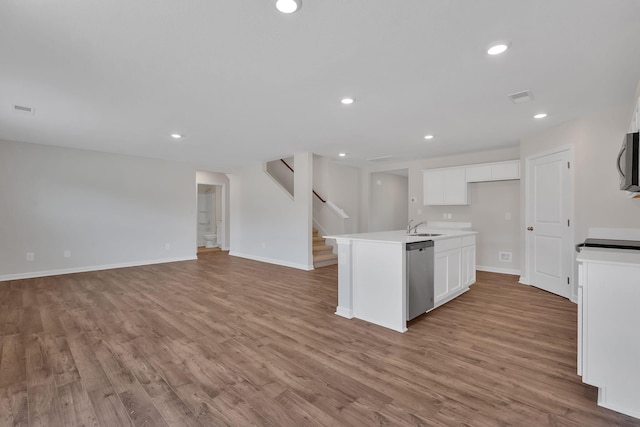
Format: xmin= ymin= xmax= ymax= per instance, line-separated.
xmin=368 ymin=169 xmax=409 ymax=232
xmin=197 ymin=184 xmax=223 ymax=254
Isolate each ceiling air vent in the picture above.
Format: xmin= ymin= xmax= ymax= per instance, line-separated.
xmin=508 ymin=90 xmax=534 ymax=104
xmin=13 ymin=104 xmax=35 ymax=115
xmin=367 ymin=155 xmax=394 ymax=163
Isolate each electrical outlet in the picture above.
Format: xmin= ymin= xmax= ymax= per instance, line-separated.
xmin=417 ymin=209 xmax=422 ymax=215
xmin=165 ymin=243 xmax=171 ymax=250
xmin=64 ymin=250 xmax=71 ymax=258
xmin=499 ymin=251 xmax=512 ymax=262
xmin=442 ymin=213 xmax=447 ymax=219
xmin=261 ymin=242 xmax=266 ymax=249
xmin=25 ymin=252 xmax=35 ymax=262
xmin=447 ymin=213 xmax=453 ymax=219
xmin=505 ymin=212 xmax=512 ymax=220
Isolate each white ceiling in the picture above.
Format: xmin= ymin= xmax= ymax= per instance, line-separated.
xmin=1 ymin=1 xmax=640 ymax=171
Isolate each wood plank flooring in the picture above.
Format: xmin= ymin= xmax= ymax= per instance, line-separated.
xmin=1 ymin=252 xmax=638 ymax=426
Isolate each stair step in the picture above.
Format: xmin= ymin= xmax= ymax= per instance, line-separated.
xmin=312 ymin=236 xmax=325 ymax=243
xmin=313 ymin=243 xmax=333 ymax=252
xmin=313 ymin=249 xmax=333 ymax=257
xmin=314 ymin=253 xmax=338 ymax=268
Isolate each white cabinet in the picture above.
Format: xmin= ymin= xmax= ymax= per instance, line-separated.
xmin=461 ymin=238 xmax=476 ymax=287
xmin=577 ymin=249 xmax=640 ymax=419
xmin=464 ymin=164 xmax=492 ymax=182
xmin=465 ymin=160 xmax=520 ymax=183
xmin=434 ymin=249 xmax=461 ymax=301
xmin=423 ymin=167 xmax=468 ymax=205
xmin=423 ymin=160 xmax=519 ymax=206
xmin=434 ymin=235 xmax=476 ymax=305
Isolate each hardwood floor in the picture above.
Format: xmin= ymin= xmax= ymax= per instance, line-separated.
xmin=1 ymin=252 xmax=638 ymax=426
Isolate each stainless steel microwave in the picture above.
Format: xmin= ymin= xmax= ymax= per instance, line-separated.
xmin=617 ymin=131 xmax=640 ymax=192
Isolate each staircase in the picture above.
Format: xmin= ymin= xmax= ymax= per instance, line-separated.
xmin=313 ymin=229 xmax=338 ymax=268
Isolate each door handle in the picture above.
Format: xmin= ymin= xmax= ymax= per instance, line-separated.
xmin=527 ymin=226 xmax=534 ymax=231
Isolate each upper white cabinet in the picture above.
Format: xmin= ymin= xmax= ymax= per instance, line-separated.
xmin=423 ymin=167 xmax=468 ymax=205
xmin=423 ymin=160 xmax=520 ymax=205
xmin=466 ymin=160 xmax=520 ymax=182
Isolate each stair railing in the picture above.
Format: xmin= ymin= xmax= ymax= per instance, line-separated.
xmin=280 ymin=159 xmax=327 ymax=204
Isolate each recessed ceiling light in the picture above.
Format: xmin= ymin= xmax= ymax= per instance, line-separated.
xmin=338 ymin=153 xmax=347 ymax=157
xmin=276 ymin=0 xmax=301 ymax=14
xmin=341 ymin=97 xmax=355 ymax=105
xmin=534 ymin=113 xmax=547 ymax=119
xmin=171 ymin=133 xmax=183 ymax=139
xmin=487 ymin=43 xmax=509 ymax=55
xmin=424 ymin=135 xmax=434 ymax=140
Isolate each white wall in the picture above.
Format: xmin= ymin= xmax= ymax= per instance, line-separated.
xmin=359 ymin=147 xmax=522 ymax=273
xmin=265 ymin=157 xmax=294 ymax=197
xmin=0 ymin=139 xmax=197 ymax=280
xmin=519 ymin=98 xmax=640 ymax=292
xmin=368 ymin=171 xmax=408 ymax=232
xmin=195 ymin=170 xmax=230 ymax=250
xmin=312 ymin=155 xmax=360 ymax=236
xmin=229 ymin=152 xmax=313 ymax=270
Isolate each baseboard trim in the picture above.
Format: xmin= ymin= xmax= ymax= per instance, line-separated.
xmin=476 ymin=265 xmax=521 ymax=276
xmin=0 ymin=256 xmax=198 ymax=282
xmin=335 ymin=306 xmax=354 ymax=319
xmin=228 ymin=252 xmax=314 ymax=271
xmin=519 ymin=276 xmax=530 ymax=285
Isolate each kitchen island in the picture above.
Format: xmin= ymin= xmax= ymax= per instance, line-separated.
xmin=325 ymin=225 xmax=477 ymax=332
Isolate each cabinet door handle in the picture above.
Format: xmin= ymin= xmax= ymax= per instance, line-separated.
xmin=527 ymin=226 xmax=534 ymax=231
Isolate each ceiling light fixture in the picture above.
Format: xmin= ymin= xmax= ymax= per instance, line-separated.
xmin=171 ymin=133 xmax=183 ymax=139
xmin=534 ymin=113 xmax=547 ymax=119
xmin=341 ymin=97 xmax=355 ymax=105
xmin=424 ymin=134 xmax=434 ymax=140
xmin=487 ymin=43 xmax=509 ymax=55
xmin=276 ymin=0 xmax=301 ymax=14
xmin=338 ymin=153 xmax=347 ymax=157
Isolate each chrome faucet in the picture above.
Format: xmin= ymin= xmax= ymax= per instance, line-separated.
xmin=407 ymin=220 xmax=427 ymax=234
xmin=410 ymin=221 xmax=427 ymax=234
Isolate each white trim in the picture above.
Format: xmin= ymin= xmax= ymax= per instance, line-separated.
xmin=519 ymin=276 xmax=530 ymax=285
xmin=335 ymin=306 xmax=354 ymax=318
xmin=325 ymin=200 xmax=349 ymax=219
xmin=0 ymin=256 xmax=197 ymax=282
xmin=229 ymin=251 xmax=314 ymax=271
xmin=476 ymin=265 xmax=521 ymax=276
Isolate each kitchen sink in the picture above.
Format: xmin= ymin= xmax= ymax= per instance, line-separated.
xmin=407 ymin=233 xmax=442 ymax=237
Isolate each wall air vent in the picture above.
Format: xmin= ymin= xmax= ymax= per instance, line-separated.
xmin=367 ymin=155 xmax=394 ymax=163
xmin=507 ymin=90 xmax=534 ymax=104
xmin=13 ymin=104 xmax=35 ymax=115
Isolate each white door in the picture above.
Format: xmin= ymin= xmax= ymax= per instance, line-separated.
xmin=526 ymin=148 xmax=573 ymax=299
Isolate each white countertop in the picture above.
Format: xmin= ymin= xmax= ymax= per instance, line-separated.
xmin=577 ymin=247 xmax=640 ymax=266
xmin=324 ymin=228 xmax=477 ymax=244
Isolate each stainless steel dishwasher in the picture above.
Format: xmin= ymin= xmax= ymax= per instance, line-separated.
xmin=406 ymin=240 xmax=435 ymax=320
